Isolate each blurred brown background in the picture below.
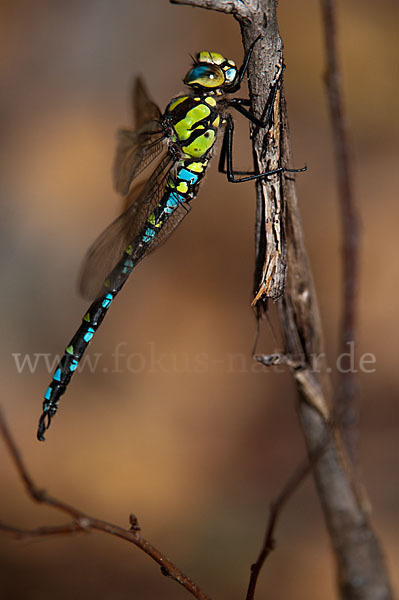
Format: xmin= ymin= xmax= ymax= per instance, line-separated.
xmin=1 ymin=1 xmax=398 ymax=598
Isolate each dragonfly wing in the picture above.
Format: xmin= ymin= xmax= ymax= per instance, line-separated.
xmin=79 ymin=154 xmax=184 ymax=300
xmin=113 ymin=77 xmax=165 ymax=196
xmin=145 ymin=202 xmax=191 ymax=254
xmin=133 ymin=76 xmax=162 ymax=128
xmin=113 ymin=122 xmax=165 ymax=196
xmin=118 ymin=174 xmax=190 ymax=254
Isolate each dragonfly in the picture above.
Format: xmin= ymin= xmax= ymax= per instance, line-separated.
xmin=37 ymin=38 xmax=305 ymax=441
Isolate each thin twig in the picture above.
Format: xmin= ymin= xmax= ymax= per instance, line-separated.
xmin=245 ymin=451 xmax=322 ymax=600
xmin=321 ymin=0 xmax=361 ymax=464
xmin=0 ymin=409 xmax=211 ymax=600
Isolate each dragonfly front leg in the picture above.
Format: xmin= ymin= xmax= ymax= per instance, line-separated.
xmin=224 ymin=35 xmax=262 ymax=93
xmin=227 ymin=62 xmax=285 ymax=129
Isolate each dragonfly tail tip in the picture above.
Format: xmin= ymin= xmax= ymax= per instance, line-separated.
xmin=37 ymin=412 xmax=51 ymax=442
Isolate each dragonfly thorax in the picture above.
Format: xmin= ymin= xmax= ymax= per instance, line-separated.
xmin=165 ymin=94 xmax=220 ymax=159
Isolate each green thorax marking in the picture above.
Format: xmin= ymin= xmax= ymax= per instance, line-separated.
xmin=183 ymin=130 xmax=215 ymax=158
xmin=174 ymin=104 xmax=211 ymax=141
xmin=166 ymin=94 xmax=220 ymax=159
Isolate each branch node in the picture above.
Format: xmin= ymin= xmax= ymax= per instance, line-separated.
xmin=76 ymin=517 xmax=91 ymax=531
xmin=129 ymin=514 xmax=141 ymax=532
xmin=31 ymin=488 xmax=47 ymax=503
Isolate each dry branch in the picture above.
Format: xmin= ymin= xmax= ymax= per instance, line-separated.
xmin=0 ymin=410 xmax=211 ymax=600
xmin=172 ymin=0 xmax=393 ymax=598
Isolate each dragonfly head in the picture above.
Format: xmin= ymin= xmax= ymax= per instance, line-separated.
xmin=184 ymin=52 xmax=238 ymax=92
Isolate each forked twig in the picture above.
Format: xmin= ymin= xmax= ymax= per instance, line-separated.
xmin=0 ymin=409 xmax=211 ymax=600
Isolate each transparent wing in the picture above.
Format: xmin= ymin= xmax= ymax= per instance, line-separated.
xmin=113 ymin=122 xmax=165 ymax=197
xmin=118 ymin=179 xmax=190 ymax=254
xmin=144 ymin=202 xmax=190 ymax=254
xmin=133 ymin=76 xmax=162 ymax=128
xmin=79 ymin=154 xmax=189 ymax=300
xmin=113 ymin=77 xmax=165 ymax=196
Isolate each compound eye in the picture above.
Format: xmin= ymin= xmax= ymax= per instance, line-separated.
xmin=184 ymin=64 xmax=225 ymax=89
xmin=224 ymin=67 xmax=237 ymax=83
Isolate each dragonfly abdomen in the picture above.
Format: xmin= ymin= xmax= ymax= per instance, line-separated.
xmin=38 ymin=158 xmax=208 ymax=440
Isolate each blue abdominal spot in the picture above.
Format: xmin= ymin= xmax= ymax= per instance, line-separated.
xmin=167 ymin=192 xmax=184 ymax=207
xmin=83 ymin=327 xmax=95 ymax=343
xmin=102 ymin=293 xmax=114 ymax=309
xmin=143 ymin=228 xmax=156 ymax=243
xmin=177 ymin=169 xmax=198 ymax=184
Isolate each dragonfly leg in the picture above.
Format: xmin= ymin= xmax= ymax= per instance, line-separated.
xmin=225 ymin=35 xmax=262 ymax=93
xmin=219 ymin=114 xmax=306 ymax=183
xmin=218 ymin=118 xmax=254 ymax=176
xmin=227 ymin=62 xmax=285 ymax=129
